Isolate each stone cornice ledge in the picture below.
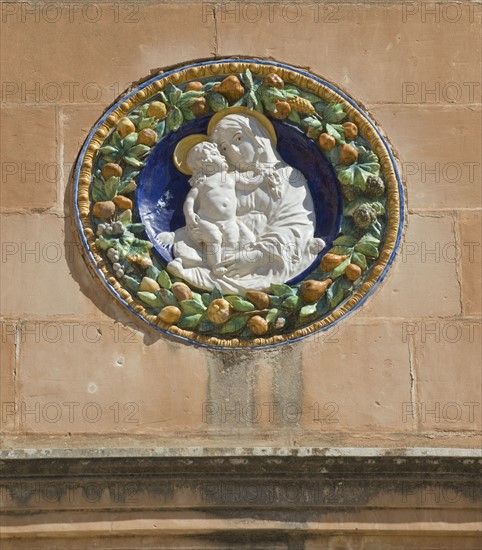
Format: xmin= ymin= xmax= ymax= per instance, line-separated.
xmin=1 ymin=447 xmax=480 ymax=545
xmin=1 ymin=445 xmax=482 ymax=460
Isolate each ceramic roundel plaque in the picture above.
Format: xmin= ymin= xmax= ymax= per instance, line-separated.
xmin=74 ymin=58 xmax=404 ymax=348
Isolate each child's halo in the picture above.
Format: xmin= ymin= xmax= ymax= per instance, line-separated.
xmin=173 ymin=134 xmax=208 ymax=176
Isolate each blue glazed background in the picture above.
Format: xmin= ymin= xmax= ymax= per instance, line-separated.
xmin=136 ymin=116 xmax=342 ymax=284
xmin=74 ymin=58 xmax=405 ymax=349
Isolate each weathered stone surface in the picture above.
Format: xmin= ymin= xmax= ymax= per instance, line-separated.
xmin=301 ymin=320 xmax=412 ymax=434
xmin=0 ymin=3 xmax=216 ymax=105
xmin=0 ymin=213 xmax=101 ymax=316
xmin=414 ymin=322 xmax=482 ymax=432
xmin=370 ymin=105 xmax=481 ymax=210
xmin=359 ymin=214 xmax=461 ymax=318
xmin=458 ymin=210 xmax=482 ymax=315
xmin=16 ymin=321 xmax=209 ymax=434
xmin=0 ymin=321 xmax=17 ymax=433
xmin=0 ymin=107 xmax=57 ymax=211
xmin=216 ymin=3 xmax=481 ymax=105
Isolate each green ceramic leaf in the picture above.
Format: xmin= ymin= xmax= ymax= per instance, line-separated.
xmin=219 ymin=316 xmax=249 ymax=334
xmin=178 ymin=314 xmax=202 ymax=329
xmin=358 ymin=234 xmax=381 ymax=246
xmin=138 ymin=117 xmax=158 ymax=130
xmin=368 ymin=219 xmax=383 ymax=238
xmin=354 ymin=242 xmax=379 ymax=258
xmin=202 ymin=82 xmax=217 ymax=92
xmin=95 ymin=236 xmax=114 ymax=251
xmin=269 ymin=295 xmax=283 ymax=307
xmin=128 ymin=237 xmax=153 ymax=254
xmin=118 ymin=209 xmax=132 ymax=226
xmin=343 ymin=197 xmax=367 ymax=216
xmin=191 ymin=292 xmax=205 ymax=306
xmin=127 ymin=144 xmax=150 ymax=159
xmin=232 ymin=93 xmax=247 ymax=108
xmin=137 ymin=291 xmax=163 ymax=308
xmin=206 ymin=92 xmax=228 ymax=112
xmin=245 ymin=91 xmax=258 ymax=110
xmin=178 ymin=90 xmax=204 ymax=108
xmin=301 ymin=115 xmax=318 ymax=129
xmin=120 ymin=168 xmax=139 ymax=183
xmin=209 ymin=287 xmax=223 ymax=301
xmin=299 ymin=304 xmax=317 ymax=318
xmin=122 ymin=133 xmax=138 ymax=150
xmin=336 ymin=147 xmax=380 ymax=190
xmin=111 ymin=131 xmax=122 ymax=148
xmin=266 ymin=308 xmax=278 ymax=324
xmin=181 ymin=107 xmax=196 ymax=121
xmin=298 ymin=90 xmax=322 ymax=103
xmin=157 ymin=270 xmax=172 ymax=290
xmin=340 ymin=216 xmax=357 ymax=235
xmin=99 ymin=145 xmax=118 ymax=155
xmin=138 ymin=104 xmax=149 ymax=117
xmin=302 ymin=117 xmax=323 ymax=139
xmin=258 ymin=86 xmax=286 ymax=105
xmin=330 ymin=257 xmax=351 ymax=279
xmin=270 ymin=283 xmax=294 ymax=297
xmin=118 ymin=180 xmax=137 ymax=194
xmin=166 ymin=83 xmax=182 ymax=105
xmin=328 ymin=245 xmax=353 ymax=255
xmin=92 ymin=178 xmax=106 ymax=202
xmin=154 ymin=121 xmax=166 ymax=138
xmin=327 ymin=278 xmax=344 ymax=308
xmin=341 ymin=277 xmax=354 ymax=291
xmin=243 ymin=68 xmax=254 ymax=86
xmin=123 ymin=275 xmax=140 ymax=292
xmin=103 ymin=176 xmax=120 ymax=200
xmin=333 ymin=235 xmax=358 ymax=247
xmin=321 ymin=103 xmax=345 ymax=124
xmin=287 ymin=109 xmax=302 ymax=124
xmin=284 ymin=86 xmax=300 ymax=97
xmin=282 ymin=294 xmax=300 ymax=310
xmin=316 ymin=296 xmax=330 ymax=316
xmin=225 ymin=296 xmax=255 ymax=312
xmin=167 ymin=107 xmax=183 ymax=131
xmin=369 ymin=200 xmax=386 ymax=215
xmin=351 ymin=251 xmax=367 ymax=270
xmin=198 ymin=319 xmax=216 ymax=332
xmin=180 ymin=300 xmax=206 ymax=315
xmin=146 ymin=265 xmax=161 ymax=281
xmin=326 ymin=123 xmax=346 ymax=144
xmin=159 ymin=289 xmax=177 ymax=306
xmin=123 ymin=156 xmax=144 ymax=168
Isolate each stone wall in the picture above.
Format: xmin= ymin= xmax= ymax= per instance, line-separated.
xmin=1 ymin=1 xmax=481 ymax=547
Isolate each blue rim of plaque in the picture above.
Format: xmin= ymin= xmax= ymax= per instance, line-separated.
xmin=73 ymin=58 xmax=405 ymax=350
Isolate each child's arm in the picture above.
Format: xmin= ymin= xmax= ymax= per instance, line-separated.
xmin=183 ymin=187 xmax=200 ymax=225
xmin=235 ymin=178 xmax=262 ymax=192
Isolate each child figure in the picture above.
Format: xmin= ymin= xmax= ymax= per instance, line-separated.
xmin=178 ymin=141 xmax=240 ymax=275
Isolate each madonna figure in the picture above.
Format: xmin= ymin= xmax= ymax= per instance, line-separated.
xmin=157 ymin=108 xmax=324 ymax=294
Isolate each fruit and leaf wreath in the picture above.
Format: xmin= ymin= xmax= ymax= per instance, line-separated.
xmin=89 ymin=69 xmax=387 ymax=342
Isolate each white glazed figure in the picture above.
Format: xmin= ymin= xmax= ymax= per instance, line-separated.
xmin=170 ymin=141 xmax=240 ymax=276
xmin=157 ymin=112 xmax=325 ymax=294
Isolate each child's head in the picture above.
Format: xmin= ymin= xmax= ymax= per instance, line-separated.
xmin=187 ymin=141 xmax=226 ymax=176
